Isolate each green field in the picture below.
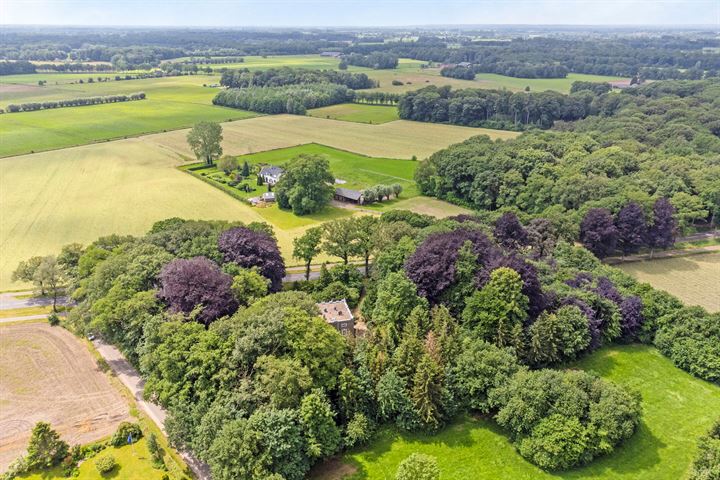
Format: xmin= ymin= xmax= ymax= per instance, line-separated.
xmin=617 ymin=252 xmax=720 ymax=312
xmin=308 ymin=103 xmax=400 ymax=124
xmin=0 ymin=75 xmax=257 ymax=157
xmin=18 ymin=438 xmax=167 ymax=480
xmin=317 ymin=345 xmax=719 ymax=480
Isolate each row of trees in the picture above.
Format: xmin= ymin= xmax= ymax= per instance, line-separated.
xmin=361 ymin=183 xmax=403 ymax=204
xmin=399 ymin=85 xmax=598 ymax=129
xmin=344 ymin=52 xmax=399 ymax=69
xmin=415 ymin=79 xmax=720 ymax=233
xmin=219 ymin=67 xmax=377 ymax=89
xmin=212 ymin=83 xmax=352 ymax=114
xmin=354 ymin=90 xmax=401 ymax=105
xmin=0 ymin=60 xmax=36 ymax=75
xmin=4 ymin=92 xmax=146 ymax=113
xmin=579 ymin=199 xmax=677 ymax=259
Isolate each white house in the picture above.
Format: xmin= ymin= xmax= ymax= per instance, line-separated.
xmin=259 ymin=165 xmax=284 ymax=185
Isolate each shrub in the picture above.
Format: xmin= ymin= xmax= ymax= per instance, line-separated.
xmin=26 ymin=422 xmax=69 ymax=469
xmin=689 ymin=419 xmax=720 ymax=480
xmin=95 ymin=455 xmax=116 ymax=474
xmin=344 ymin=412 xmax=373 ymax=448
xmin=47 ymin=312 xmax=60 ymax=326
xmin=395 ymin=453 xmax=440 ymax=480
xmin=110 ymin=422 xmax=142 ymax=447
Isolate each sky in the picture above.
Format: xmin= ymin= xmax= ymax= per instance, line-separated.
xmin=1 ymin=0 xmax=718 ymax=27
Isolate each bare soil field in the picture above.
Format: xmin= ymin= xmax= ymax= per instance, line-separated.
xmin=0 ymin=323 xmax=130 ymax=470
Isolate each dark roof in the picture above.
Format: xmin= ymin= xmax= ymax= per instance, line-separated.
xmin=335 ymin=187 xmax=362 ymax=201
xmin=259 ymin=165 xmax=284 ymax=177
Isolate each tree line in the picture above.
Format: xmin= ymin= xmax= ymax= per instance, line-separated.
xmin=345 ymin=35 xmax=720 ymax=79
xmin=212 ymin=83 xmax=353 ymax=114
xmin=219 ymin=67 xmax=377 ymax=89
xmin=12 ymin=206 xmax=716 ymax=479
xmin=0 ymin=60 xmax=35 ymax=75
xmin=4 ymin=92 xmax=146 ymax=114
xmin=415 ymin=79 xmax=720 ymax=232
xmin=354 ymin=90 xmax=401 ymax=105
xmin=344 ymin=52 xmax=399 ymax=69
xmin=399 ymin=85 xmax=599 ymax=129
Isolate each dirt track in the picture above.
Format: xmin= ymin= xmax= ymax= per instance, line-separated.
xmin=0 ymin=322 xmax=130 ymax=471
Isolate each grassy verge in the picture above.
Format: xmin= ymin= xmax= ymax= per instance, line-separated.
xmin=0 ymin=305 xmax=53 ymax=318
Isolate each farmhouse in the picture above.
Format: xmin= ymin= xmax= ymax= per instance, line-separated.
xmin=317 ymin=299 xmax=354 ymax=336
xmin=320 ymin=51 xmax=342 ymax=57
xmin=259 ymin=165 xmax=284 ymax=185
xmin=457 ymin=61 xmax=473 ymax=68
xmin=334 ymin=187 xmax=364 ymax=205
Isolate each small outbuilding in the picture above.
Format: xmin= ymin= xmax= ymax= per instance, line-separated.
xmin=334 ymin=187 xmax=364 ymax=205
xmin=317 ymin=299 xmax=354 ymax=336
xmin=261 ymin=192 xmax=276 ymax=202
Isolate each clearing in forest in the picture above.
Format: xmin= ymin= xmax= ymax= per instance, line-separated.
xmin=0 ymin=323 xmax=131 ymax=471
xmin=307 ymin=103 xmax=400 ymax=124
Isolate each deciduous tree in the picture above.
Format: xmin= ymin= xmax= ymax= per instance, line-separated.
xmin=187 ymin=121 xmax=223 ymax=165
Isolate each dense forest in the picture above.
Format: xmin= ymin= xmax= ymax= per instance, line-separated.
xmin=344 ymin=52 xmax=399 ymax=69
xmin=347 ymin=36 xmax=720 ymax=79
xmin=415 ymin=79 xmax=720 ymax=234
xmin=398 ymin=85 xmax=600 ymax=129
xmin=212 ymin=83 xmax=353 ymax=114
xmin=219 ymin=67 xmax=377 ymax=89
xmin=27 ymin=204 xmax=712 ymax=479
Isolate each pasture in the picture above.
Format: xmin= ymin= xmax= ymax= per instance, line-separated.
xmin=314 ymin=345 xmax=720 ymax=480
xmin=0 ymin=75 xmax=255 ymax=157
xmin=0 ymin=322 xmax=131 ymax=471
xmin=0 ymin=116 xmax=489 ymax=289
xmin=617 ymin=252 xmax=720 ymax=312
xmin=308 ymin=103 xmax=400 ymax=124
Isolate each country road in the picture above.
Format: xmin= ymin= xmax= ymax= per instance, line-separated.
xmin=92 ymin=339 xmax=211 ymax=480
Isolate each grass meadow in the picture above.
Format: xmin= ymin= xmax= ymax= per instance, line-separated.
xmin=314 ymin=345 xmax=720 ymax=480
xmin=0 ymin=75 xmax=256 ymax=157
xmin=308 ymin=103 xmax=400 ymax=124
xmin=617 ymin=252 xmax=720 ymax=312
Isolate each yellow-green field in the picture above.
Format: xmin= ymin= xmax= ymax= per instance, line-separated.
xmin=0 ymin=115 xmax=494 ymax=290
xmin=308 ymin=103 xmax=399 ymax=124
xmin=149 ymin=114 xmax=515 ymax=160
xmin=617 ymin=253 xmax=720 ymax=312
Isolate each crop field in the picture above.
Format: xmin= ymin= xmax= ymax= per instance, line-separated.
xmin=149 ymin=114 xmax=515 ymax=160
xmin=308 ymin=103 xmax=400 ymax=124
xmin=0 ymin=140 xmax=271 ymax=290
xmin=1 ymin=117 xmax=489 ymax=289
xmin=0 ymin=322 xmax=131 ymax=471
xmin=314 ymin=345 xmax=720 ymax=480
xmin=0 ymin=75 xmax=256 ymax=157
xmin=617 ymin=253 xmax=720 ymax=312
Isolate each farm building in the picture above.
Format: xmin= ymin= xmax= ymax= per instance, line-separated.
xmin=320 ymin=51 xmax=342 ymax=57
xmin=259 ymin=165 xmax=284 ymax=185
xmin=261 ymin=192 xmax=276 ymax=202
xmin=457 ymin=61 xmax=473 ymax=68
xmin=317 ymin=299 xmax=354 ymax=336
xmin=334 ymin=187 xmax=364 ymax=205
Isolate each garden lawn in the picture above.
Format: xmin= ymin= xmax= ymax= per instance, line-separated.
xmin=319 ymin=345 xmax=720 ymax=480
xmin=18 ymin=438 xmax=167 ymax=480
xmin=617 ymin=253 xmax=720 ymax=312
xmin=308 ymin=103 xmax=400 ymax=124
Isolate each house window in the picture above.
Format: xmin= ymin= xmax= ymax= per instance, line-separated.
xmin=341 ymin=328 xmax=348 ymax=335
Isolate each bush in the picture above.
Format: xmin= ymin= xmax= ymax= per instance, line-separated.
xmin=689 ymin=419 xmax=720 ymax=480
xmin=344 ymin=412 xmax=373 ymax=448
xmin=110 ymin=422 xmax=142 ymax=447
xmin=395 ymin=453 xmax=440 ymax=480
xmin=95 ymin=455 xmax=117 ymax=474
xmin=47 ymin=312 xmax=60 ymax=326
xmin=26 ymin=422 xmax=69 ymax=469
xmin=392 ymin=79 xmax=404 ymax=86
